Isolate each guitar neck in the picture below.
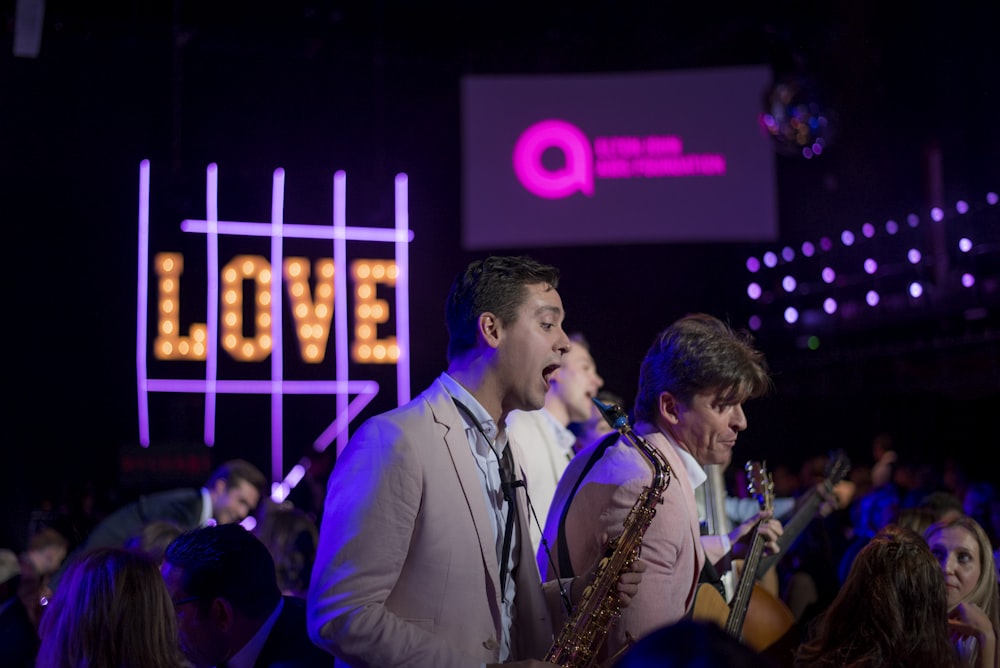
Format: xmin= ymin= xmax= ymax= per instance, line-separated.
xmin=755 ymin=487 xmax=823 ymax=578
xmin=725 ymin=528 xmax=766 ymax=638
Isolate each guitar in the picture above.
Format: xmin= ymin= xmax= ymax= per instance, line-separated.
xmin=692 ymin=460 xmax=794 ymax=652
xmin=725 ymin=460 xmax=774 ymax=640
xmin=754 ymin=449 xmax=852 ymax=580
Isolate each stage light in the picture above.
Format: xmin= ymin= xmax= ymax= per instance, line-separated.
xmin=821 ymin=266 xmax=836 ymax=283
xmin=987 ymin=192 xmax=998 ymax=205
xmin=748 ymin=315 xmax=762 ymax=331
xmin=962 ymin=273 xmax=976 ymax=288
xmin=864 ymin=258 xmax=878 ymax=274
xmin=820 ymin=236 xmax=833 ymax=251
xmin=931 ymin=207 xmax=944 ymax=222
xmin=909 ymin=282 xmax=924 ymax=298
xmin=841 ymin=230 xmax=855 ymax=246
xmin=907 ymin=248 xmax=922 ymax=264
xmin=782 ymin=275 xmax=797 ymax=292
xmin=907 ymin=213 xmax=920 ymax=228
xmin=784 ymin=307 xmax=799 ymax=324
xmin=782 ymin=246 xmax=795 ymax=262
xmin=801 ymin=241 xmax=815 ymax=257
xmin=823 ymin=297 xmax=837 ymax=314
xmin=886 ymin=219 xmax=899 ymax=235
xmin=866 ymin=290 xmax=880 ymax=306
xmin=807 ymin=335 xmax=820 ymax=350
xmin=958 ymin=238 xmax=973 ymax=253
xmin=862 ymin=222 xmax=875 ymax=238
xmin=956 ymin=200 xmax=969 ymax=214
xmin=747 ymin=282 xmax=762 ymax=299
xmin=746 ymin=256 xmax=761 ymax=272
xmin=763 ymin=251 xmax=778 ymax=268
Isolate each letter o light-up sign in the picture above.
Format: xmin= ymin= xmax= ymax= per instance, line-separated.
xmin=136 ymin=160 xmax=414 ymax=492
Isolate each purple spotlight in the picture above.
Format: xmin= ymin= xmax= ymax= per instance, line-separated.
xmin=802 ymin=146 xmax=814 ymax=159
xmin=782 ymin=275 xmax=797 ymax=292
xmin=907 ymin=248 xmax=922 ymax=264
xmin=747 ymin=282 xmax=762 ymax=300
xmin=907 ymin=213 xmax=920 ymax=228
xmin=782 ymin=246 xmax=795 ymax=262
xmin=885 ymin=219 xmax=899 ymax=235
xmin=958 ymin=237 xmax=973 ymax=253
xmin=987 ymin=192 xmax=998 ymax=205
xmin=862 ymin=222 xmax=875 ymax=238
xmin=763 ymin=251 xmax=778 ymax=268
xmin=811 ymin=142 xmax=823 ymax=155
xmin=909 ymin=282 xmax=923 ymax=298
xmin=962 ymin=273 xmax=976 ymax=288
xmin=956 ymin=200 xmax=969 ymax=214
xmin=863 ymin=258 xmax=878 ymax=274
xmin=801 ymin=241 xmax=816 ymax=257
xmin=784 ymin=306 xmax=799 ymax=324
xmin=819 ymin=236 xmax=833 ymax=252
xmin=930 ymin=207 xmax=944 ymax=222
xmin=866 ymin=290 xmax=880 ymax=307
xmin=746 ymin=256 xmax=761 ymax=273
xmin=748 ymin=315 xmax=762 ymax=331
xmin=823 ymin=297 xmax=837 ymax=314
xmin=841 ymin=230 xmax=856 ymax=246
xmin=821 ymin=266 xmax=836 ymax=284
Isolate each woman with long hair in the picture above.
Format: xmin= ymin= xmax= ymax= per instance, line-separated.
xmin=36 ymin=547 xmax=187 ymax=668
xmin=795 ymin=524 xmax=960 ymax=668
xmin=926 ymin=515 xmax=1000 ymax=668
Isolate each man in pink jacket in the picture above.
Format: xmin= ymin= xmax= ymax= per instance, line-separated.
xmin=540 ymin=313 xmax=783 ymax=657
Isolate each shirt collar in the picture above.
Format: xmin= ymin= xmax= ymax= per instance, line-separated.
xmin=221 ymin=597 xmax=284 ymax=668
xmin=199 ymin=487 xmax=214 ymax=527
xmin=440 ymin=373 xmax=503 ymax=444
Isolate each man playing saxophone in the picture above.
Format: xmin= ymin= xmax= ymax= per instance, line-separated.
xmin=307 ymin=256 xmax=644 ymax=668
xmin=541 ymin=313 xmax=783 ymax=657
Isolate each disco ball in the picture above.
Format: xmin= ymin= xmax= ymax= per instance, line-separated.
xmin=760 ymin=76 xmax=837 ymax=159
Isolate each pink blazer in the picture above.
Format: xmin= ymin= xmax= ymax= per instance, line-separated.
xmin=542 ymin=424 xmax=712 ymax=657
xmin=307 ymin=376 xmax=564 ymax=668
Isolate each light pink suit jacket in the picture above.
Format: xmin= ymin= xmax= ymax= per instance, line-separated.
xmin=539 ymin=423 xmax=730 ymax=656
xmin=307 ymin=376 xmax=567 ymax=668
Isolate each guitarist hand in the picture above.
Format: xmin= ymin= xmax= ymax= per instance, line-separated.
xmin=728 ymin=509 xmax=784 ymax=559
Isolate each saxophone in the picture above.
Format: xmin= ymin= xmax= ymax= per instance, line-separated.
xmin=545 ymin=398 xmax=672 ymax=668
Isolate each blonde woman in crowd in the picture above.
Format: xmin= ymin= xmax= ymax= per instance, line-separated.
xmin=926 ymin=515 xmax=1000 ymax=668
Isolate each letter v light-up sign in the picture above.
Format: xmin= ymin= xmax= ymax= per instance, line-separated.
xmin=136 ymin=160 xmax=414 ymax=492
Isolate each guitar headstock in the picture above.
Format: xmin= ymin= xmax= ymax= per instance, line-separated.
xmin=745 ymin=460 xmax=774 ymax=513
xmin=825 ymin=449 xmax=852 ymax=487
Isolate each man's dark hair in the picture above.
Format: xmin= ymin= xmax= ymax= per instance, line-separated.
xmin=163 ymin=523 xmax=280 ymax=618
xmin=445 ymin=255 xmax=560 ymax=361
xmin=206 ymin=458 xmax=267 ymax=498
xmin=634 ymin=313 xmax=772 ymax=424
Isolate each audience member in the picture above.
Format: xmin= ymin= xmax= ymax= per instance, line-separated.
xmin=307 ymin=255 xmax=642 ymax=668
xmin=0 ymin=548 xmax=37 ymax=668
xmin=508 ymin=331 xmax=605 ymax=554
xmin=162 ymin=523 xmax=333 ymax=667
xmin=794 ymin=524 xmax=960 ymax=668
xmin=541 ymin=313 xmax=782 ymax=657
xmin=36 ymin=547 xmax=187 ymax=668
xmin=925 ymin=515 xmax=1000 ymax=668
xmin=16 ymin=526 xmax=69 ymax=631
xmin=125 ymin=519 xmax=185 ymax=563
xmin=836 ymin=482 xmax=900 ymax=583
xmin=253 ymin=499 xmax=319 ymax=598
xmin=615 ymin=618 xmax=778 ymax=668
xmin=52 ymin=458 xmax=266 ymax=589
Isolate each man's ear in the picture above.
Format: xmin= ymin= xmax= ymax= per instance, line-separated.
xmin=478 ymin=312 xmax=502 ymax=350
xmin=658 ymin=391 xmax=681 ymax=424
xmin=211 ymin=478 xmax=228 ymax=496
xmin=212 ymin=597 xmax=236 ymax=631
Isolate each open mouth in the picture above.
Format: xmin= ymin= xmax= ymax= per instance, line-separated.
xmin=542 ymin=364 xmax=560 ymax=386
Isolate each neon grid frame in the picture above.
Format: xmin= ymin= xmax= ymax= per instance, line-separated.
xmin=136 ymin=160 xmax=414 ymax=489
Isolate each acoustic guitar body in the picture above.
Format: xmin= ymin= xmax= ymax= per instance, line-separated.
xmin=691 ymin=582 xmax=795 ymax=652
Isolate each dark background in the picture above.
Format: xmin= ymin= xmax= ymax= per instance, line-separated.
xmin=3 ymin=2 xmax=998 ymax=548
